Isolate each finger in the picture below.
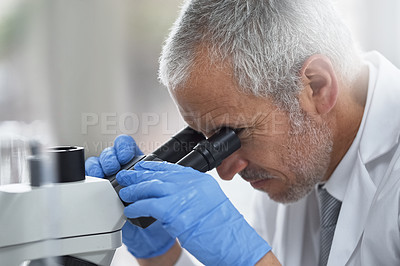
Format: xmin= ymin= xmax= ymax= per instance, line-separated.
xmin=124 ymin=198 xmax=158 ymax=219
xmin=114 ymin=135 xmax=143 ymax=164
xmin=116 ymin=170 xmax=133 ymax=187
xmin=117 ymin=169 xmax=180 ymax=185
xmin=124 ymin=196 xmax=179 ymax=222
xmin=121 ymin=220 xmax=176 ymax=259
xmin=99 ymin=147 xmax=120 ymax=176
xmin=121 ymin=222 xmax=151 ymax=256
xmin=119 ymin=180 xmax=177 ymax=202
xmin=134 ymin=161 xmax=188 ymax=172
xmin=85 ymin=157 xmax=105 ymax=178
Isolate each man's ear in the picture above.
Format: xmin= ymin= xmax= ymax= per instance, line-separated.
xmin=299 ymin=54 xmax=339 ymax=115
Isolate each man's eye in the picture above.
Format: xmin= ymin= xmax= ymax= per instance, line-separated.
xmin=232 ymin=128 xmax=244 ymax=134
xmin=236 ymin=128 xmax=251 ymax=139
xmin=206 ymin=127 xmax=245 ymax=138
xmin=206 ymin=127 xmax=234 ymax=137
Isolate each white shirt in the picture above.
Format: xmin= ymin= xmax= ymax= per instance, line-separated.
xmin=251 ymin=51 xmax=400 ymax=266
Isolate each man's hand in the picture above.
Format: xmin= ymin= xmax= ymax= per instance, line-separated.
xmin=85 ymin=135 xmax=179 ymax=264
xmin=117 ymin=161 xmax=273 ymax=265
xmin=85 ymin=135 xmax=142 ymax=177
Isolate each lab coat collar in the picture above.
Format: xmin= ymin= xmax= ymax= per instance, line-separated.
xmin=359 ymin=51 xmax=400 ymax=164
xmin=328 ymin=51 xmax=400 ymax=266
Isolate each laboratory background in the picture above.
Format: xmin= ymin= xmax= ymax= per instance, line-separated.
xmin=0 ymin=0 xmax=399 ymax=265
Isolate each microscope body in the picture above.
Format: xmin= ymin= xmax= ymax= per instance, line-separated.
xmin=0 ymin=176 xmax=125 ymax=265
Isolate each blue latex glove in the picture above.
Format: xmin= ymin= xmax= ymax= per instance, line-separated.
xmin=85 ymin=135 xmax=142 ymax=177
xmin=117 ymin=161 xmax=272 ymax=265
xmin=85 ymin=135 xmax=176 ymax=258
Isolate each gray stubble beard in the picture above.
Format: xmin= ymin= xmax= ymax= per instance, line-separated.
xmin=240 ymin=111 xmax=333 ymax=204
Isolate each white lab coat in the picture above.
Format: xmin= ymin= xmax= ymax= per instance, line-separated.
xmin=252 ymin=51 xmax=400 ymax=266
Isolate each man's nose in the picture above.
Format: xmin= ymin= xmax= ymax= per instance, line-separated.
xmin=216 ymin=152 xmax=248 ymax=180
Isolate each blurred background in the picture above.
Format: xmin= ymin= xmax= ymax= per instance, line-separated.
xmin=0 ymin=0 xmax=398 ymax=265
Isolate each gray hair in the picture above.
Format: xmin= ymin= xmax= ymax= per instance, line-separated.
xmin=159 ymin=0 xmax=361 ymax=116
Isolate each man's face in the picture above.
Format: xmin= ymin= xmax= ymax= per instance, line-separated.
xmin=171 ymin=60 xmax=333 ymax=203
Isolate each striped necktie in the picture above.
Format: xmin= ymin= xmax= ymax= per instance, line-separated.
xmin=318 ymin=187 xmax=342 ymax=266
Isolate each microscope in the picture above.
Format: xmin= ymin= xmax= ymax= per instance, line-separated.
xmin=0 ymin=127 xmax=241 ymax=265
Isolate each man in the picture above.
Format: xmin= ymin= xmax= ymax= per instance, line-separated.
xmin=86 ymin=0 xmax=400 ymax=265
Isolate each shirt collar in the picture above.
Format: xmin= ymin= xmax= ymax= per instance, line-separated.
xmin=358 ymin=52 xmax=400 ymax=164
xmin=323 ymin=52 xmax=378 ymax=201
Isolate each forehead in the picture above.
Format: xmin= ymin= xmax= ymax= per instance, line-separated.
xmin=170 ymin=54 xmax=274 ymax=133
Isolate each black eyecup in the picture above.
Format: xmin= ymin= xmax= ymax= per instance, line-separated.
xmin=177 ymin=127 xmax=241 ymax=172
xmin=46 ymin=146 xmax=85 ymax=183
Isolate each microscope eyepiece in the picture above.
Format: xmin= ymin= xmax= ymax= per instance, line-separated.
xmin=176 ymin=127 xmax=241 ymax=172
xmin=151 ymin=126 xmax=206 ymax=163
